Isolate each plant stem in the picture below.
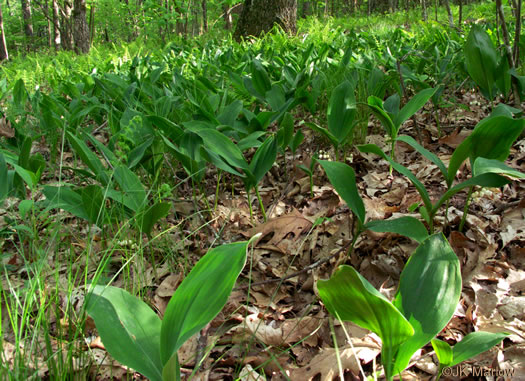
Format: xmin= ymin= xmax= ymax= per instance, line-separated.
xmin=459 ymin=186 xmax=474 ymax=232
xmin=213 ymin=170 xmax=222 ymax=213
xmin=255 ymin=186 xmax=267 ymax=222
xmin=247 ymin=189 xmax=254 ymax=224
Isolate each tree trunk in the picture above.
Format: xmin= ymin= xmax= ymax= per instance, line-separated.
xmin=0 ymin=2 xmax=8 ymax=62
xmin=52 ymin=0 xmax=61 ymax=49
xmin=444 ymin=0 xmax=454 ymax=27
xmin=234 ymin=0 xmax=297 ymax=40
xmin=43 ymin=0 xmax=52 ymax=47
xmin=202 ymin=0 xmax=207 ymax=33
xmin=21 ymin=0 xmax=34 ymax=37
xmin=421 ymin=0 xmax=427 ymax=21
xmin=62 ymin=0 xmax=74 ymax=50
xmin=73 ymin=0 xmax=89 ymax=53
xmin=5 ymin=0 xmax=12 ymax=17
xmin=223 ymin=4 xmax=232 ymax=30
xmin=89 ymin=4 xmax=95 ymax=45
xmin=514 ymin=0 xmax=522 ymax=66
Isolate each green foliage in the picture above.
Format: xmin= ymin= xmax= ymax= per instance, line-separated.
xmin=318 ymin=234 xmax=504 ymax=380
xmin=86 ymin=240 xmax=250 ymax=381
xmin=432 ymin=332 xmax=508 ymax=379
xmin=464 ymin=25 xmax=509 ymax=100
xmin=319 ymin=159 xmax=429 ymax=242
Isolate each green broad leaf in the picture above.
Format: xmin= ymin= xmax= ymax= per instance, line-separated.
xmin=365 ymin=216 xmax=428 ymax=243
xmin=495 ymin=54 xmax=511 ymax=97
xmin=128 ymin=137 xmax=155 ymax=169
xmin=397 ymin=135 xmax=448 ymax=180
xmin=327 ymin=80 xmax=356 ymax=144
xmin=431 ymin=339 xmax=453 ymax=367
xmin=393 ymin=87 xmax=436 ymax=129
xmin=43 ymin=186 xmax=90 ymax=222
xmin=11 ymin=164 xmax=37 ymax=189
xmin=393 ymin=234 xmax=462 ymax=374
xmin=434 ymin=173 xmax=510 ymax=213
xmin=464 ymin=25 xmax=499 ymax=100
xmin=367 ymin=96 xmax=396 ymax=138
xmin=188 ymin=126 xmax=248 ymax=170
xmin=160 ymin=241 xmax=249 ymax=365
xmin=18 ymin=199 xmax=34 ymax=219
xmin=85 ymin=285 xmax=163 ymax=381
xmin=251 ymin=60 xmax=272 ymax=98
xmin=319 ymin=160 xmax=365 ymax=225
xmin=473 ymin=157 xmax=525 ymax=179
xmin=67 ymin=132 xmax=110 ymax=186
xmin=217 ymin=100 xmax=243 ymax=127
xmin=144 ymin=115 xmax=184 ymax=142
xmin=306 ymin=122 xmax=339 ymax=148
xmin=447 ymin=115 xmax=525 ymax=185
xmin=0 ymin=153 xmax=8 ymax=203
xmin=81 ymin=185 xmax=106 ymax=227
xmin=317 ymin=265 xmax=414 ymax=380
xmin=202 ymin=147 xmax=245 ymax=177
xmin=277 ymin=112 xmax=294 ymax=150
xmin=358 ymin=144 xmax=433 ymax=215
xmin=265 ymin=84 xmax=286 ymax=111
xmin=162 ymin=353 xmax=180 ymax=381
xmin=13 ymin=78 xmax=28 ymax=108
xmin=237 ymin=131 xmax=267 ymax=151
xmin=18 ymin=137 xmax=33 ymax=170
xmin=137 ymin=202 xmax=171 ymax=236
xmin=290 ymin=130 xmax=304 ymax=154
xmin=450 ymin=331 xmax=508 ymax=367
xmin=248 ymin=136 xmax=278 ymax=187
xmin=113 ymin=165 xmax=147 ymax=212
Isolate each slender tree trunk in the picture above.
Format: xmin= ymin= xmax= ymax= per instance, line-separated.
xmin=52 ymin=0 xmax=61 ymax=49
xmin=514 ymin=0 xmax=522 ymax=66
xmin=496 ymin=0 xmax=521 ymax=105
xmin=21 ymin=0 xmax=34 ymax=37
xmin=421 ymin=0 xmax=427 ymax=20
xmin=201 ymin=0 xmax=207 ymax=33
xmin=73 ymin=0 xmax=90 ymax=53
xmin=89 ymin=4 xmax=95 ymax=45
xmin=62 ymin=0 xmax=74 ymax=50
xmin=458 ymin=0 xmax=463 ymax=27
xmin=5 ymin=0 xmax=12 ymax=16
xmin=444 ymin=0 xmax=454 ymax=27
xmin=234 ymin=0 xmax=297 ymax=40
xmin=43 ymin=0 xmax=52 ymax=47
xmin=223 ymin=4 xmax=232 ymax=29
xmin=0 ymin=2 xmax=8 ymax=62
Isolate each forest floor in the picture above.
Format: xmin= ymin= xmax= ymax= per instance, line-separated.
xmin=1 ymin=49 xmax=525 ymax=381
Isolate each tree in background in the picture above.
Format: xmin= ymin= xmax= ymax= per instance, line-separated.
xmin=0 ymin=1 xmax=8 ymax=61
xmin=20 ymin=0 xmax=33 ymax=37
xmin=234 ymin=0 xmax=297 ymax=40
xmin=73 ymin=0 xmax=89 ymax=52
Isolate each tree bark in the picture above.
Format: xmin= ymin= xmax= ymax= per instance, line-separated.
xmin=223 ymin=4 xmax=232 ymax=30
xmin=52 ymin=0 xmax=61 ymax=49
xmin=21 ymin=0 xmax=34 ymax=37
xmin=444 ymin=0 xmax=454 ymax=27
xmin=73 ymin=0 xmax=90 ymax=53
xmin=62 ymin=0 xmax=74 ymax=50
xmin=234 ymin=0 xmax=297 ymax=40
xmin=202 ymin=0 xmax=208 ymax=33
xmin=0 ymin=2 xmax=8 ymax=62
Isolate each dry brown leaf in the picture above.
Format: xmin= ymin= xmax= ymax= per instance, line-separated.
xmin=285 ymin=344 xmax=379 ymax=381
xmin=0 ymin=117 xmax=14 ymax=138
xmin=244 ymin=210 xmax=312 ymax=251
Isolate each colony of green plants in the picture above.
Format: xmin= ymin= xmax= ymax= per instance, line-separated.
xmin=1 ymin=3 xmax=524 ymax=380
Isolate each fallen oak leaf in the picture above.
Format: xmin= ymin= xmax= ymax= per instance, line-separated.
xmin=242 ymin=209 xmax=312 ymax=249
